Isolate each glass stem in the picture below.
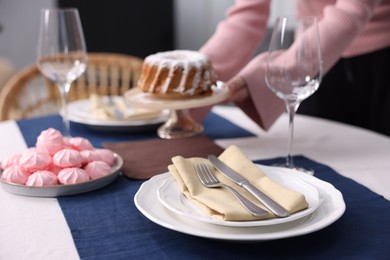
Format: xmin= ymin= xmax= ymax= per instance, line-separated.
xmin=285 ymin=101 xmax=300 ymax=168
xmin=58 ymin=82 xmax=71 ymax=137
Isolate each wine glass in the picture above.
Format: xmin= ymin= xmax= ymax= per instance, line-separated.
xmin=265 ymin=16 xmax=323 ymax=174
xmin=36 ymin=8 xmax=87 ymax=136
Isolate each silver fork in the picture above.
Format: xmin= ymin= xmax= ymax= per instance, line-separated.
xmin=108 ymin=95 xmax=124 ymax=120
xmin=195 ymin=162 xmax=268 ymax=217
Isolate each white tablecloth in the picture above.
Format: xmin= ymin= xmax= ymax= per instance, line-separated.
xmin=1 ymin=106 xmax=389 ymax=259
xmin=213 ymin=106 xmax=390 ymax=201
xmin=0 ymin=120 xmax=79 ymax=260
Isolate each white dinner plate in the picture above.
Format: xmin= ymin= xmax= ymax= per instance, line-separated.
xmin=134 ymin=167 xmax=345 ymax=241
xmin=124 ymin=81 xmax=229 ymax=110
xmin=67 ymin=97 xmax=169 ymax=132
xmin=0 ymin=154 xmax=123 ymax=197
xmin=156 ymin=165 xmax=321 ymax=227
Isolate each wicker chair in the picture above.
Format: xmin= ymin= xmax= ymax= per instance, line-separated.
xmin=0 ymin=52 xmax=143 ymax=121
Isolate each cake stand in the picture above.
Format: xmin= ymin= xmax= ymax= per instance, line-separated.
xmin=124 ymin=82 xmax=229 ymax=139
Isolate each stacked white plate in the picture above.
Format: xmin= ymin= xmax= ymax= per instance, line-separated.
xmin=134 ymin=164 xmax=345 ymax=241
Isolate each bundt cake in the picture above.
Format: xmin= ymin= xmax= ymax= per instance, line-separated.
xmin=137 ymin=50 xmax=217 ymax=98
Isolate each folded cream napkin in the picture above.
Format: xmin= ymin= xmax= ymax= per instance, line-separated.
xmin=89 ymin=94 xmax=162 ymax=120
xmin=168 ymin=145 xmax=308 ymax=221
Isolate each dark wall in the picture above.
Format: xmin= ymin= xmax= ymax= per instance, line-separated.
xmin=58 ymin=1 xmax=174 ymax=59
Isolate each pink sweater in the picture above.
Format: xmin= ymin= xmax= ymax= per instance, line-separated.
xmin=200 ymin=0 xmax=390 ymax=130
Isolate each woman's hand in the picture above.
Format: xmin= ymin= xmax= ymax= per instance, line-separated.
xmin=226 ymin=76 xmax=249 ymax=102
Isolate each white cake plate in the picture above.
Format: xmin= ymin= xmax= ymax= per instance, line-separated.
xmin=124 ymin=82 xmax=229 ymax=139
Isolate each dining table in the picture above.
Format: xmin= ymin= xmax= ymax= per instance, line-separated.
xmin=0 ymin=104 xmax=389 ymax=260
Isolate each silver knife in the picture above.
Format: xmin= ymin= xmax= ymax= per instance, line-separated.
xmin=208 ymin=155 xmax=290 ymax=218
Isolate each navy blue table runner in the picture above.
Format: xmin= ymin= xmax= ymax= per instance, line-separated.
xmin=17 ymin=114 xmax=390 ymax=259
xmin=17 ymin=112 xmax=253 ymax=148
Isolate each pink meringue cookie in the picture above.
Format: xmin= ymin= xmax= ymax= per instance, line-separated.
xmin=53 ymin=148 xmax=83 ymax=168
xmin=36 ymin=128 xmax=64 ymax=155
xmin=1 ymin=165 xmax=30 ymax=184
xmin=19 ymin=151 xmax=52 ymax=173
xmin=93 ymin=149 xmax=116 ymax=166
xmin=80 ymin=150 xmax=101 ymax=165
xmin=1 ymin=154 xmax=21 ymax=170
xmin=48 ymin=164 xmax=63 ymax=175
xmin=58 ymin=167 xmax=89 ymax=184
xmin=26 ymin=170 xmax=58 ymax=186
xmin=84 ymin=161 xmax=112 ymax=180
xmin=64 ymin=137 xmax=94 ymax=151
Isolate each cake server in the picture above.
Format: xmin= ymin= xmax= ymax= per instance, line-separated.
xmin=208 ymin=154 xmax=290 ymax=218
